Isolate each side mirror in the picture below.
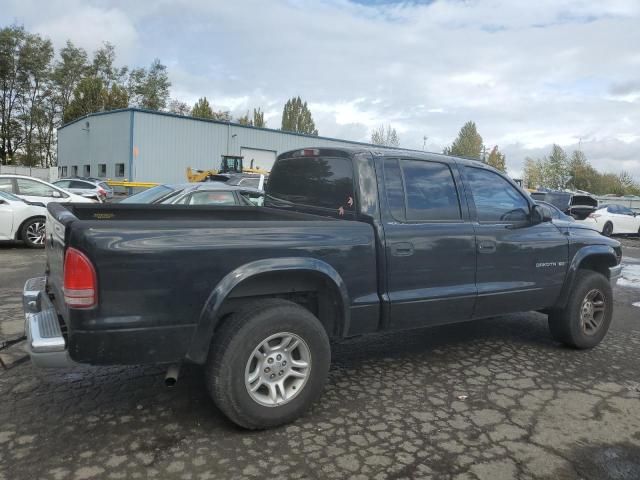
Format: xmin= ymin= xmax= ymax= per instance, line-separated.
xmin=52 ymin=190 xmax=62 ymax=198
xmin=531 ymin=204 xmax=552 ymax=224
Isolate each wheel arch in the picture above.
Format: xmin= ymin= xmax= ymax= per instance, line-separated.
xmin=555 ymin=245 xmax=618 ymax=308
xmin=15 ymin=214 xmax=46 ymax=241
xmin=186 ymin=257 xmax=350 ymax=364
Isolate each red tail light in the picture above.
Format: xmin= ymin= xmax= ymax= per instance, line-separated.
xmin=300 ymin=148 xmax=319 ymax=156
xmin=98 ymin=187 xmax=106 ymax=196
xmin=63 ymin=247 xmax=97 ymax=308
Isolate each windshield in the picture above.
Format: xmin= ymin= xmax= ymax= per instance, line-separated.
xmin=0 ymin=190 xmax=25 ymax=203
xmin=120 ymin=185 xmax=176 ymax=203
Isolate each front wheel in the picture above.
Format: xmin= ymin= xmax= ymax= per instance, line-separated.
xmin=548 ymin=270 xmax=613 ymax=349
xmin=205 ymin=299 xmax=331 ymax=429
xmin=21 ymin=217 xmax=46 ymax=248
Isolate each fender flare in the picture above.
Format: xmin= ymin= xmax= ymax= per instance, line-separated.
xmin=185 ymin=257 xmax=350 ymax=364
xmin=555 ymin=244 xmax=618 ymax=308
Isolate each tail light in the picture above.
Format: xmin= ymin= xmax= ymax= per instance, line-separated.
xmin=98 ymin=187 xmax=106 ymax=195
xmin=299 ymin=148 xmax=319 ymax=156
xmin=589 ymin=213 xmax=601 ymax=219
xmin=63 ymin=247 xmax=97 ymax=308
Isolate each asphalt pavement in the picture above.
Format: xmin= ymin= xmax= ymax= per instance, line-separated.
xmin=1 ymin=241 xmax=639 ymax=480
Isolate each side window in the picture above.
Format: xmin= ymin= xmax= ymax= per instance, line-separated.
xmin=402 ymin=160 xmax=461 ymax=221
xmin=115 ymin=164 xmax=125 ymax=177
xmin=383 ymin=159 xmax=461 ymax=221
xmin=70 ymin=180 xmax=90 ymax=188
xmin=607 ymin=205 xmax=619 ymax=214
xmin=83 ymin=165 xmax=91 ymax=176
xmin=55 ymin=180 xmax=71 ymax=188
xmin=16 ymin=178 xmax=56 ymax=197
xmin=383 ymin=159 xmax=406 ymax=220
xmin=0 ymin=178 xmax=14 ymax=193
xmin=71 ymin=166 xmax=78 ymax=176
xmin=620 ymin=206 xmax=634 ymax=216
xmin=61 ymin=166 xmax=68 ymax=177
xmin=98 ymin=164 xmax=106 ymax=177
xmin=464 ymin=167 xmax=529 ymax=222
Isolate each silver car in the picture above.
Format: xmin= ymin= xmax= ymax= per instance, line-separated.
xmin=53 ymin=178 xmax=111 ymax=202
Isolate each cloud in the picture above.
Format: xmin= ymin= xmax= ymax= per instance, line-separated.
xmin=4 ymin=0 xmax=640 ymax=180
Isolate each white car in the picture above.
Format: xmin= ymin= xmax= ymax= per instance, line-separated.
xmin=0 ymin=174 xmax=96 ymax=205
xmin=0 ymin=190 xmax=48 ymax=248
xmin=578 ymin=204 xmax=640 ymax=236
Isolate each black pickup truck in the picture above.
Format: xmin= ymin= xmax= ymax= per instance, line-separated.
xmin=24 ymin=147 xmax=622 ymax=429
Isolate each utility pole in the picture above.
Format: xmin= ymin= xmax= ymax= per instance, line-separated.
xmin=422 ymin=136 xmax=428 ymax=151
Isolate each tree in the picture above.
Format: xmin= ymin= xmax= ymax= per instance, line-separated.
xmin=128 ymin=58 xmax=170 ymax=110
xmin=486 ymin=146 xmax=506 ymax=172
xmin=253 ymin=108 xmax=265 ymax=128
xmin=63 ymin=77 xmax=126 ymax=123
xmin=370 ymin=124 xmax=400 ymax=147
xmin=443 ymin=121 xmax=483 ymax=159
xmin=0 ymin=25 xmax=26 ymax=164
xmin=52 ymin=41 xmax=88 ymax=121
xmin=90 ymin=42 xmax=127 ymax=89
xmin=168 ymin=99 xmax=190 ymax=116
xmin=236 ymin=108 xmax=266 ymax=127
xmin=281 ymin=96 xmax=318 ymax=135
xmin=191 ymin=97 xmax=214 ymax=119
xmin=546 ymin=144 xmax=570 ymax=189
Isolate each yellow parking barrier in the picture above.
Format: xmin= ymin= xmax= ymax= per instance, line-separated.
xmin=105 ymin=180 xmax=159 ymax=188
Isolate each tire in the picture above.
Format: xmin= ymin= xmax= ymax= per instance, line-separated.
xmin=20 ymin=217 xmax=46 ymax=249
xmin=548 ymin=270 xmax=613 ymax=349
xmin=602 ymin=222 xmax=613 ymax=237
xmin=205 ymin=299 xmax=331 ymax=429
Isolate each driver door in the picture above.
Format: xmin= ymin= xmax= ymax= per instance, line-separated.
xmin=462 ymin=166 xmax=568 ymax=318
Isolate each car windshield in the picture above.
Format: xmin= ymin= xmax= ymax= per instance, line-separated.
xmin=120 ymin=185 xmax=176 ymax=203
xmin=0 ymin=190 xmax=25 ymax=203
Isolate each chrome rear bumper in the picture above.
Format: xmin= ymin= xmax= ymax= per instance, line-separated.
xmin=23 ymin=277 xmax=75 ymax=368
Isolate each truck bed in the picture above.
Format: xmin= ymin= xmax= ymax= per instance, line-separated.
xmin=44 ymin=202 xmax=379 ymax=365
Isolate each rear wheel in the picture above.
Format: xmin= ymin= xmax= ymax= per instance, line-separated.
xmin=602 ymin=221 xmax=613 ymax=236
xmin=205 ymin=299 xmax=331 ymax=429
xmin=548 ymin=270 xmax=613 ymax=349
xmin=20 ymin=217 xmax=46 ymax=248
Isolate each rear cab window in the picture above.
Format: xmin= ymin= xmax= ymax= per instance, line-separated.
xmin=266 ymin=155 xmax=356 ymax=218
xmin=383 ymin=158 xmax=462 ymax=222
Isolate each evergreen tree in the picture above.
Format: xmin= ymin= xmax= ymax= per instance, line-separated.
xmin=443 ymin=121 xmax=483 ymax=159
xmin=486 ymin=146 xmax=506 ymax=172
xmin=191 ymin=97 xmax=214 ymax=119
xmin=281 ymin=96 xmax=317 ymax=135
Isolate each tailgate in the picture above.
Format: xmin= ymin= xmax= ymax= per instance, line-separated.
xmin=45 ymin=203 xmax=75 ymax=313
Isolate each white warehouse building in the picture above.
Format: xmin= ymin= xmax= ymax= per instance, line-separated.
xmin=57 ymin=108 xmax=398 ymax=184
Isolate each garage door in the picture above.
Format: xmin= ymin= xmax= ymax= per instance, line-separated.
xmin=240 ymin=148 xmax=276 ymax=171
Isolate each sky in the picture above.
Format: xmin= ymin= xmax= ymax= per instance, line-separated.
xmin=3 ymin=0 xmax=640 ymax=179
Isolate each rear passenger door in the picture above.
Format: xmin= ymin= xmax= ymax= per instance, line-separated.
xmin=462 ymin=165 xmax=568 ymax=317
xmin=382 ymin=158 xmax=477 ymax=330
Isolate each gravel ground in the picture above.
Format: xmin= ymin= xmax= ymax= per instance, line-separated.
xmin=1 ymin=243 xmax=639 ymax=480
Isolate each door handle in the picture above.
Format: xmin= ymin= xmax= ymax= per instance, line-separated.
xmin=391 ymin=242 xmax=414 ymax=256
xmin=478 ymin=240 xmax=496 ymax=254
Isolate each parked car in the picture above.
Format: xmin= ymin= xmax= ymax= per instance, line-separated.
xmin=535 ymin=200 xmax=575 ymax=222
xmin=53 ymin=177 xmax=114 ymax=201
xmin=0 ymin=174 xmax=96 ymax=205
xmin=530 ymin=190 xmax=598 ymax=220
xmin=121 ymin=182 xmax=264 ymax=206
xmin=205 ymin=173 xmax=267 ymax=190
xmin=578 ymin=204 xmax=640 ymax=236
xmin=24 ymin=147 xmax=622 ymax=429
xmin=0 ymin=190 xmax=47 ymax=248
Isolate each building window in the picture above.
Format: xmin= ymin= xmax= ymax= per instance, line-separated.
xmin=61 ymin=166 xmax=68 ymax=177
xmin=83 ymin=165 xmax=90 ymax=176
xmin=115 ymin=163 xmax=125 ymax=177
xmin=98 ymin=164 xmax=106 ymax=177
xmin=71 ymin=166 xmax=78 ymax=176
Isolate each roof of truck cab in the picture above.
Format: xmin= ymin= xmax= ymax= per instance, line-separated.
xmin=277 ymin=146 xmax=490 ymax=167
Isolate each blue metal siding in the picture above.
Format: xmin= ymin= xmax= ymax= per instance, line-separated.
xmin=57 ymin=111 xmax=131 ymax=179
xmin=58 ymin=108 xmax=404 ymax=184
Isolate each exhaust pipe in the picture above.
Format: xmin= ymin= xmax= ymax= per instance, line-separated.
xmin=165 ymin=364 xmax=180 ymax=387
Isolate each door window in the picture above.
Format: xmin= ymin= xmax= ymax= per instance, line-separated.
xmin=464 ymin=167 xmax=529 ymax=222
xmin=16 ymin=178 xmax=58 ymax=197
xmin=383 ymin=158 xmax=461 ymax=221
xmin=0 ymin=178 xmax=14 ymax=193
xmin=54 ymin=180 xmax=71 ymax=188
xmin=70 ymin=180 xmax=92 ymax=189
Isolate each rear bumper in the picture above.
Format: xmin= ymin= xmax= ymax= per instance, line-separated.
xmin=23 ymin=277 xmax=75 ymax=368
